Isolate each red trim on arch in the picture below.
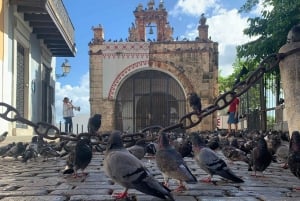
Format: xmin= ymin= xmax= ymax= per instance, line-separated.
xmin=108 ymin=60 xmax=149 ymax=99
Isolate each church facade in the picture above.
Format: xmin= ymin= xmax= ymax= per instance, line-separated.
xmin=89 ymin=0 xmax=219 ymax=132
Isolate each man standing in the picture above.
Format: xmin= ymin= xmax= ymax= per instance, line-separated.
xmin=227 ymin=93 xmax=239 ymax=135
xmin=63 ymin=97 xmax=74 ymax=133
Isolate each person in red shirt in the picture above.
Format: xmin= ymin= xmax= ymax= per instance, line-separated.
xmin=227 ymin=93 xmax=239 ymax=135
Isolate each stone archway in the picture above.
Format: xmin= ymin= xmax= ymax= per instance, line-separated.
xmin=115 ymin=69 xmax=185 ymax=132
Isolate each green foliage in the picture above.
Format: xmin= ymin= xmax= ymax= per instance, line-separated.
xmin=218 ymin=59 xmax=257 ymax=93
xmin=237 ymin=0 xmax=300 ymax=62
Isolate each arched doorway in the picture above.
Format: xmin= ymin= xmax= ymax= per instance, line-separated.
xmin=115 ymin=70 xmax=186 ymax=132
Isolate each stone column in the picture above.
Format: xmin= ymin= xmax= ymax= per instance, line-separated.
xmin=279 ymin=24 xmax=300 ymax=137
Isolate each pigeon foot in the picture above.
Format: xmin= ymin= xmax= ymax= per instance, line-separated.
xmin=281 ymin=163 xmax=288 ymax=169
xmin=174 ymin=184 xmax=187 ymax=192
xmin=112 ymin=191 xmax=128 ymax=199
xmin=200 ymin=177 xmax=211 ymax=183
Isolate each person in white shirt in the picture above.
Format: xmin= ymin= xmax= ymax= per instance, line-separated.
xmin=63 ymin=97 xmax=74 ymax=133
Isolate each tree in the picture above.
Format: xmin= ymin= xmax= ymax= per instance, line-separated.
xmin=237 ymin=0 xmax=300 ymax=62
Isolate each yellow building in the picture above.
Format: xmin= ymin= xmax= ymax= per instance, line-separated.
xmin=0 ymin=0 xmax=75 ymax=137
xmin=89 ymin=1 xmax=219 ymax=132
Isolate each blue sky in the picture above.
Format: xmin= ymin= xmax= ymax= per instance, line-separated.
xmin=54 ymin=0 xmax=264 ymax=123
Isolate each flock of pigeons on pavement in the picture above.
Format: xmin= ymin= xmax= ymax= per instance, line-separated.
xmin=0 ymin=93 xmax=300 ymax=200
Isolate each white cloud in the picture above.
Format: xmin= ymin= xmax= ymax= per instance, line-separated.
xmin=171 ymin=0 xmax=252 ymax=76
xmin=251 ymin=0 xmax=274 ymax=16
xmin=55 ymin=72 xmax=90 ymax=123
xmin=170 ymin=0 xmax=219 ymax=16
xmin=208 ymin=9 xmax=249 ymax=50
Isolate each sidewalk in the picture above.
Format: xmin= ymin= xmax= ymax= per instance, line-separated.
xmin=0 ymin=149 xmax=300 ymax=201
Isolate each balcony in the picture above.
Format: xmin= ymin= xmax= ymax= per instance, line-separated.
xmin=11 ymin=0 xmax=76 ymax=57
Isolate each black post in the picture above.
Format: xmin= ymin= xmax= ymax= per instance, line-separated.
xmin=260 ymin=77 xmax=267 ymax=131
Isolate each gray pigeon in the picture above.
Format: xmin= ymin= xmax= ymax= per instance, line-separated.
xmin=275 ymin=140 xmax=289 ymax=168
xmin=191 ymin=133 xmax=244 ymax=183
xmin=2 ymin=142 xmax=26 ymax=159
xmin=127 ymin=139 xmax=147 ymax=160
xmin=156 ymin=132 xmax=197 ymax=191
xmin=22 ymin=143 xmax=38 ymax=163
xmin=248 ymin=136 xmax=272 ymax=176
xmin=104 ymin=130 xmax=175 ymax=200
xmin=39 ymin=144 xmax=60 ymax=161
xmin=0 ymin=142 xmax=15 ymax=156
xmin=222 ymin=139 xmax=249 ymax=164
xmin=0 ymin=131 xmax=8 ymax=143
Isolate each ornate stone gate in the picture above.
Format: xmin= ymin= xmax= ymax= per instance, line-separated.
xmin=89 ymin=1 xmax=219 ymax=132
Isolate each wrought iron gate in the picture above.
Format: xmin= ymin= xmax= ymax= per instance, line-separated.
xmin=115 ymin=70 xmax=186 ymax=132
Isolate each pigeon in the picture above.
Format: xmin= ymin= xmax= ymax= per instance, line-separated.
xmin=173 ymin=137 xmax=193 ymax=158
xmin=63 ymin=151 xmax=75 ymax=175
xmin=145 ymin=142 xmax=157 ymax=156
xmin=73 ymin=138 xmax=93 ymax=177
xmin=63 ymin=138 xmax=93 ymax=177
xmin=127 ymin=139 xmax=147 ymax=160
xmin=0 ymin=142 xmax=15 ymax=156
xmin=188 ymin=92 xmax=202 ymax=114
xmin=265 ymin=130 xmax=282 ymax=156
xmin=275 ymin=140 xmax=289 ymax=168
xmin=39 ymin=144 xmax=60 ymax=161
xmin=207 ymin=138 xmax=220 ymax=151
xmin=2 ymin=142 xmax=26 ymax=159
xmin=191 ymin=132 xmax=244 ymax=183
xmin=0 ymin=131 xmax=8 ymax=143
xmin=88 ymin=114 xmax=102 ymax=134
xmin=248 ymin=136 xmax=272 ymax=176
xmin=156 ymin=131 xmax=197 ymax=191
xmin=104 ymin=130 xmax=175 ymax=200
xmin=288 ymin=131 xmax=300 ymax=190
xmin=222 ymin=143 xmax=249 ymax=164
xmin=22 ymin=144 xmax=38 ymax=163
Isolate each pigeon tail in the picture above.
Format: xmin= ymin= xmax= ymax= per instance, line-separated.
xmin=133 ymin=179 xmax=175 ymax=201
xmin=217 ymin=169 xmax=244 ymax=183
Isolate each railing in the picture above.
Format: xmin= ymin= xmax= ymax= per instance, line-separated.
xmin=58 ymin=121 xmax=87 ymax=134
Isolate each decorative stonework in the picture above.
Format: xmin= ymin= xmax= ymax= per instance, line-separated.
xmin=89 ymin=1 xmax=218 ymax=132
xmin=108 ymin=60 xmax=149 ymax=99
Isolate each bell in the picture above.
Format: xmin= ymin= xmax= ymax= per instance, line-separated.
xmin=149 ymin=26 xmax=154 ymax=34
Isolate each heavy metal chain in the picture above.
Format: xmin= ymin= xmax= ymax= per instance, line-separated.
xmin=161 ymin=47 xmax=300 ymax=132
xmin=1 ymin=47 xmax=300 ymax=140
xmin=0 ymin=102 xmax=147 ymax=143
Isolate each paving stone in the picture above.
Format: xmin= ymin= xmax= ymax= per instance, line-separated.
xmin=198 ymin=197 xmax=259 ymax=201
xmin=0 ymin=150 xmax=300 ymax=201
xmin=0 ymin=196 xmax=67 ymax=201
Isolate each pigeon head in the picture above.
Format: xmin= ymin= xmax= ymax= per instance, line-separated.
xmin=158 ymin=132 xmax=171 ymax=149
xmin=190 ymin=132 xmax=206 ymax=147
xmin=106 ymin=130 xmax=124 ymax=150
xmin=290 ymin=131 xmax=300 ymax=152
xmin=77 ymin=137 xmax=91 ymax=146
xmin=257 ymin=136 xmax=268 ymax=149
xmin=145 ymin=142 xmax=157 ymax=155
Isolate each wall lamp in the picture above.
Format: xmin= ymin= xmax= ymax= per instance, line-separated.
xmin=56 ymin=59 xmax=71 ymax=79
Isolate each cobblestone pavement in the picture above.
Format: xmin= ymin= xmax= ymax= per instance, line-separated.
xmin=0 ymin=149 xmax=300 ymax=201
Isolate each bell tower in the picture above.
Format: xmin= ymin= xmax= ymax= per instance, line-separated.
xmin=128 ymin=0 xmax=173 ymax=42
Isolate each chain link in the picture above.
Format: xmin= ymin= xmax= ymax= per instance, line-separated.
xmin=162 ymin=48 xmax=300 ymax=131
xmin=1 ymin=48 xmax=300 ymax=139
